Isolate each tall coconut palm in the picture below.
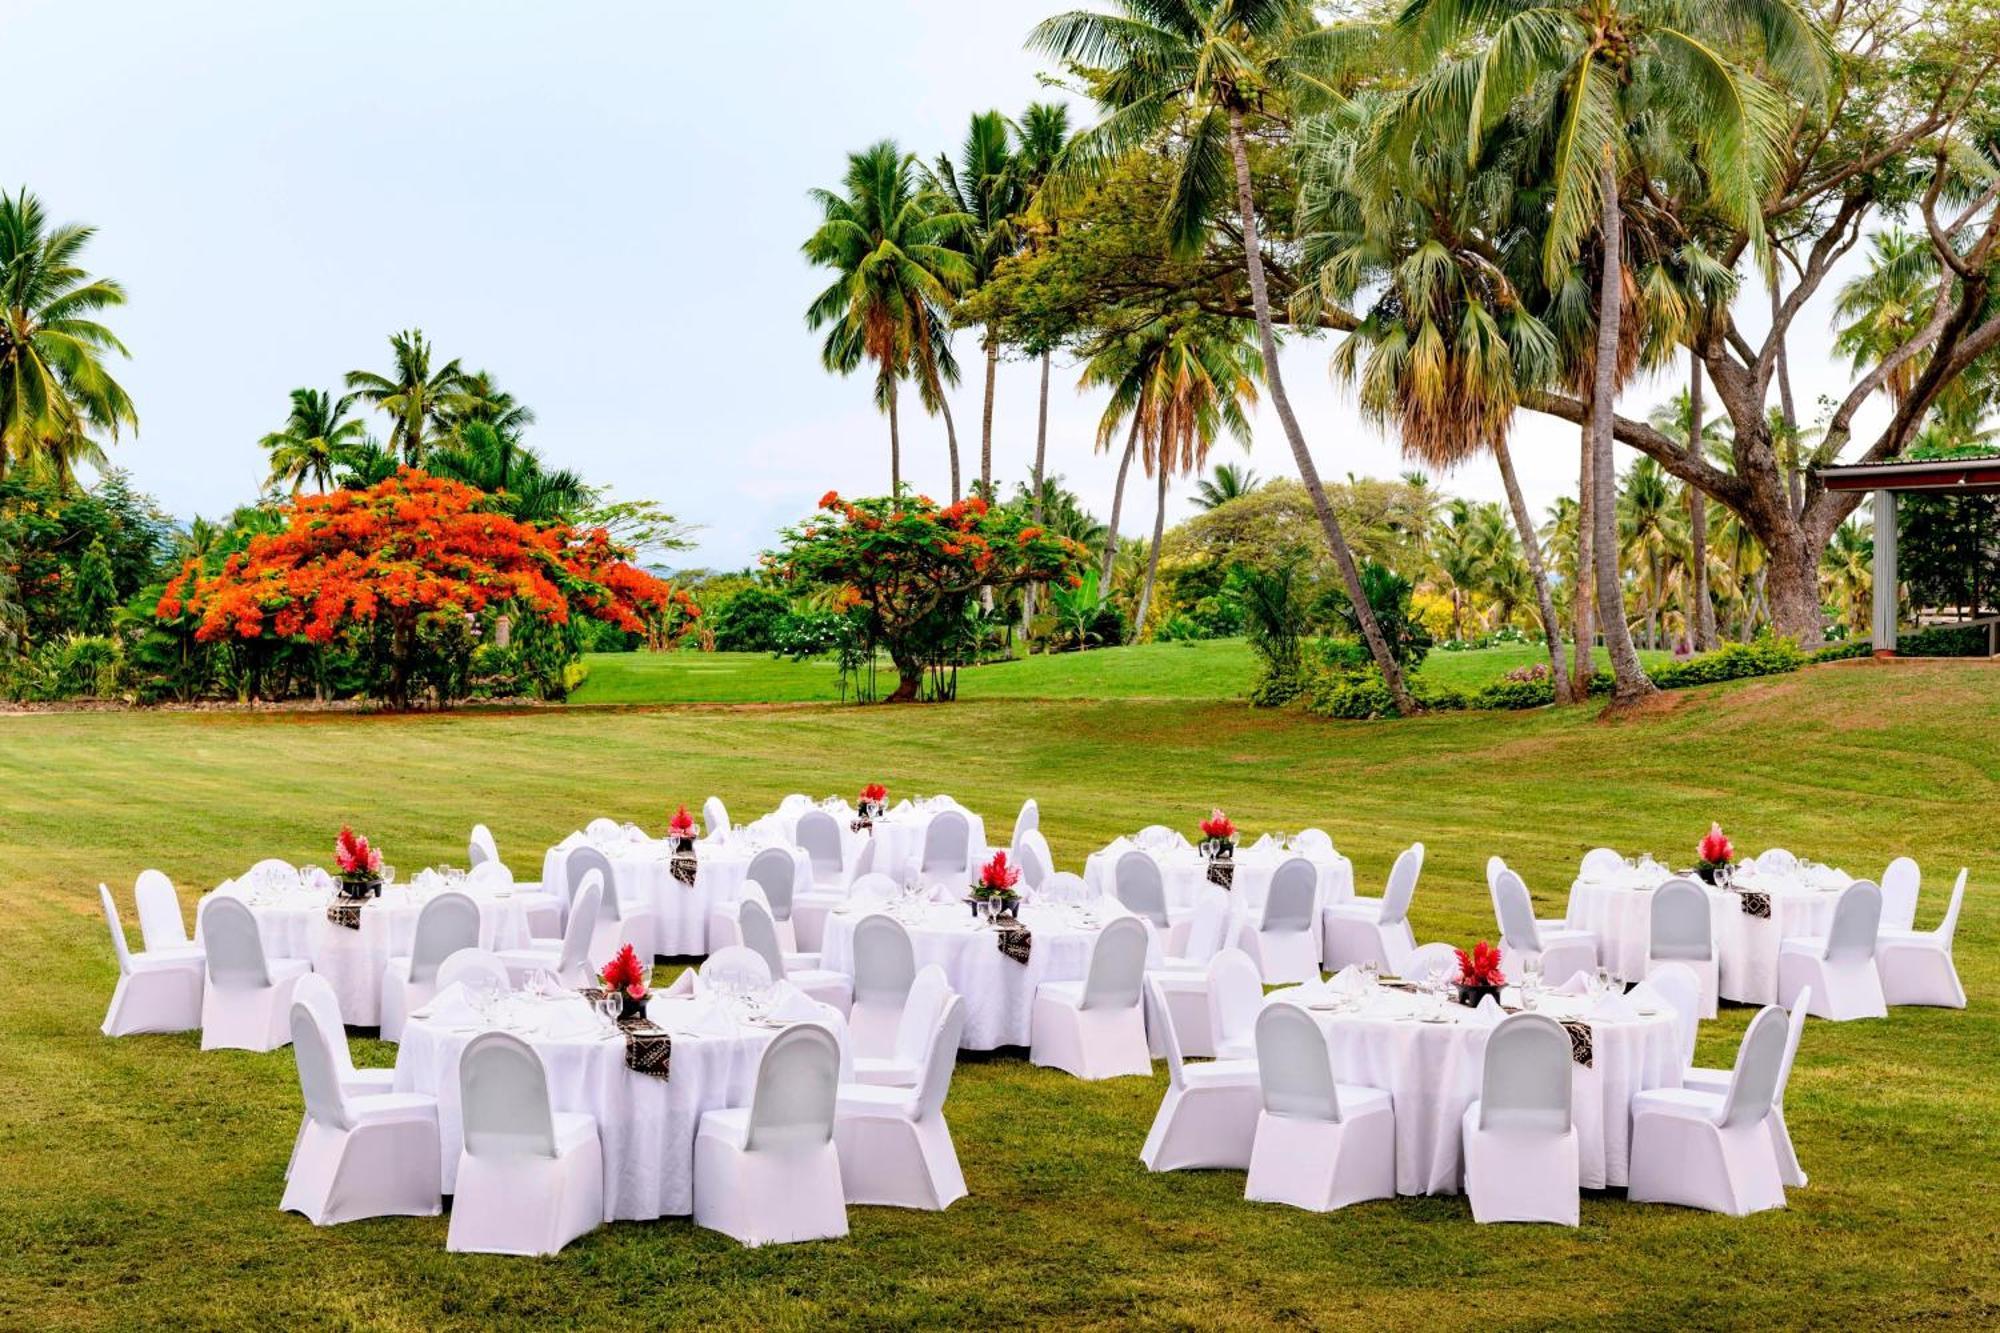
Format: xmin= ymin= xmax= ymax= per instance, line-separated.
xmin=1819 ymin=518 xmax=1873 ymax=639
xmin=345 ymin=330 xmax=468 ymax=466
xmin=443 ymin=370 xmax=536 ymax=443
xmin=1010 ymin=102 xmax=1075 ymax=630
xmin=427 ymin=421 xmax=588 ymax=525
xmin=1398 ymin=0 xmax=1828 ymax=701
xmin=1649 ymin=378 xmax=1731 ymax=648
xmin=1077 ymin=329 xmax=1152 ymax=582
xmin=803 ymin=141 xmax=973 ymax=494
xmin=260 ymin=388 xmax=371 ymax=493
xmin=1030 ymin=1 xmax=1420 ymax=710
xmin=0 ymin=190 xmax=137 ymax=486
xmin=1194 ymin=462 xmax=1262 ymax=510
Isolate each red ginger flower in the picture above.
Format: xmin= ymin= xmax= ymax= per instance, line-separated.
xmin=977 ymin=851 xmax=1021 ymax=892
xmin=1455 ymin=941 xmax=1506 ymax=987
xmin=334 ymin=824 xmax=382 ymax=874
xmin=600 ymin=943 xmax=646 ymax=994
xmin=667 ymin=803 xmax=696 ymax=836
xmin=1199 ymin=809 xmax=1236 ymax=841
xmin=1698 ymin=822 xmax=1735 ymax=865
xmin=861 ymin=783 xmax=888 ymax=803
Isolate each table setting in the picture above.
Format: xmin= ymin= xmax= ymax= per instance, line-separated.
xmin=1082 ymin=823 xmax=1355 ymax=919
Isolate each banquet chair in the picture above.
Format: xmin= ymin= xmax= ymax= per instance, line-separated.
xmin=1579 ymin=847 xmax=1625 ymax=880
xmin=1031 ymin=916 xmax=1152 ymax=1080
xmin=1877 ymin=856 xmax=1921 ymax=936
xmin=694 ymin=1023 xmax=849 ymax=1245
xmin=732 ymin=845 xmax=805 ymax=954
xmin=704 ymin=796 xmax=732 ymax=843
xmin=1683 ymin=987 xmax=1812 ymax=1188
xmin=1140 ymin=977 xmax=1260 ymax=1172
xmin=379 ymin=890 xmax=481 ymax=1043
xmin=1405 ymin=942 xmax=1460 ymax=984
xmin=1293 ymin=828 xmax=1334 ymax=856
xmin=846 ymin=871 xmax=899 ymax=907
xmin=795 ymin=809 xmax=848 ymax=889
xmin=246 ymin=858 xmax=299 ymax=881
xmin=1114 ymin=850 xmax=1184 ymax=955
xmin=584 ymin=817 xmax=622 ymax=842
xmin=699 ymin=945 xmax=774 ymax=992
xmin=1460 ymin=1013 xmax=1579 ymax=1225
xmin=284 ymin=973 xmax=396 ymax=1178
xmin=133 ymin=870 xmax=201 ymax=957
xmin=847 ymin=915 xmax=919 ymax=1059
xmin=280 ymin=1002 xmax=441 ymax=1226
xmin=468 ymin=823 xmax=499 ymax=870
xmin=1015 ymin=830 xmax=1055 ymax=893
xmin=199 ymin=895 xmax=310 ymax=1052
xmin=447 ymin=1031 xmax=603 ymax=1255
xmin=1011 ymin=798 xmax=1039 ymax=855
xmin=1627 ymin=1004 xmax=1791 ymax=1215
xmin=1242 ymin=857 xmax=1320 ymax=985
xmin=1205 ymin=948 xmax=1263 ymax=1061
xmin=99 ymin=884 xmax=204 ymax=1036
xmin=567 ymin=845 xmax=656 ymax=964
xmin=1628 ymin=962 xmax=1703 ymax=1068
xmin=436 ymin=947 xmax=513 ymax=994
xmin=788 ymin=848 xmax=849 ymax=955
xmin=1491 ymin=865 xmax=1598 ymax=991
xmin=497 ymin=880 xmax=602 ymax=988
xmin=1757 ymin=848 xmax=1800 ymax=876
xmin=835 ymin=994 xmax=970 ymax=1210
xmin=1039 ymin=870 xmax=1095 ymax=906
xmin=1321 ymin=843 xmax=1423 ymax=974
xmin=854 ymin=964 xmax=950 ymax=1086
xmin=739 ymin=899 xmax=853 ymax=1015
xmin=469 ymin=825 xmax=556 ymax=937
xmin=1244 ymin=1002 xmax=1396 ymax=1212
xmin=1647 ymin=879 xmax=1719 ymax=1018
xmin=1777 ymin=880 xmax=1887 ymax=1021
xmin=919 ymin=810 xmax=973 ymax=889
xmin=1878 ymin=868 xmax=1967 ymax=1008
xmin=1146 ymin=888 xmax=1236 ymax=1058
xmin=1135 ymin=825 xmax=1181 ymax=852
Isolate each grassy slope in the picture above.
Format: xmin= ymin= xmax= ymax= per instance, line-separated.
xmin=2 ymin=662 xmax=1996 ymax=1328
xmin=571 ymin=639 xmax=1671 ymax=705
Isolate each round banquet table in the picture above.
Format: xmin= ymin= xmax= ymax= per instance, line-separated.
xmin=819 ymin=898 xmax=1116 ymax=1049
xmin=196 ymin=880 xmax=533 ymax=1025
xmin=543 ymin=834 xmax=797 ymax=956
xmin=1083 ymin=838 xmax=1355 ymax=920
xmin=1564 ymin=862 xmax=1849 ymax=1003
xmin=747 ymin=798 xmax=991 ymax=887
xmin=1268 ymin=984 xmax=1685 ymax=1194
xmin=393 ymin=990 xmax=847 ymax=1219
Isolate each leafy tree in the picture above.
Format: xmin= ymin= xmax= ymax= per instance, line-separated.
xmin=1324 ymin=559 xmax=1432 ymax=673
xmin=345 ymin=330 xmax=468 ymax=465
xmin=709 ymin=584 xmax=793 ymax=653
xmin=1046 ymin=566 xmax=1126 ymax=650
xmin=426 ymin=421 xmax=588 ymax=525
xmin=260 ymin=388 xmax=371 ymax=493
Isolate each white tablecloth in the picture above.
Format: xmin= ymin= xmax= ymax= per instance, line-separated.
xmin=1273 ymin=985 xmax=1684 ymax=1194
xmin=542 ymin=835 xmax=806 ymax=956
xmin=1565 ymin=863 xmax=1849 ymax=1002
xmin=393 ymin=991 xmax=845 ymax=1219
xmin=1083 ymin=838 xmax=1355 ymax=918
xmin=755 ymin=798 xmax=993 ymax=887
xmin=819 ymin=899 xmax=1112 ymax=1049
xmin=197 ymin=882 xmax=534 ymax=1025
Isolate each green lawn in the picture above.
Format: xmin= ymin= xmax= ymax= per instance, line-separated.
xmin=570 ymin=638 xmax=1668 ymax=705
xmin=3 ymin=662 xmax=1996 ymax=1327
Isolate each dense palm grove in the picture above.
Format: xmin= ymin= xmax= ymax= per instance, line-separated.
xmin=6 ymin=0 xmax=2000 ymax=712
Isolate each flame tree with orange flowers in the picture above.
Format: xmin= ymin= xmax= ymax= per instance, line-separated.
xmin=770 ymin=489 xmax=1088 ymax=702
xmin=157 ymin=469 xmax=697 ymax=708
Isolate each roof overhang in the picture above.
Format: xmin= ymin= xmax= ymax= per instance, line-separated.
xmin=1817 ymin=456 xmax=2000 ymax=494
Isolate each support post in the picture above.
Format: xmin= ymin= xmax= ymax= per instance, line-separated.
xmin=1872 ymin=489 xmax=1898 ymax=657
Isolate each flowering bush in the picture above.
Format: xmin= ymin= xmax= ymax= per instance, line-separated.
xmin=768 ymin=490 xmax=1089 ymax=702
xmin=156 ymin=469 xmax=698 ymax=708
xmin=971 ymin=850 xmax=1022 ymax=900
xmin=1455 ymin=941 xmax=1505 ymax=988
xmin=599 ymin=943 xmax=648 ymax=1000
xmin=333 ymin=824 xmax=383 ymax=875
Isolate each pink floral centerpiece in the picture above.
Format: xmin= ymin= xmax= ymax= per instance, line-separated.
xmin=1695 ymin=822 xmax=1737 ymax=885
xmin=333 ymin=824 xmax=384 ymax=899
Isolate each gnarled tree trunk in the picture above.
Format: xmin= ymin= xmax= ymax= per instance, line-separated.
xmin=1590 ymin=158 xmax=1655 ymax=704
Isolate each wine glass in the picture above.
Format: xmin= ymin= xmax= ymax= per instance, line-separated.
xmin=596 ymin=990 xmax=624 ymax=1033
xmin=1594 ymin=965 xmax=1614 ymax=998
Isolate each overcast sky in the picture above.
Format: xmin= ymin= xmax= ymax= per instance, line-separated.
xmin=12 ymin=0 xmax=1888 ymax=569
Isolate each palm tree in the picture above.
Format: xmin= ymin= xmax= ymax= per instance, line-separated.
xmin=443 ymin=370 xmax=536 ymax=442
xmin=1030 ymin=1 xmax=1420 ymax=711
xmin=1820 ymin=518 xmax=1873 ymax=640
xmin=345 ymin=330 xmax=468 ymax=465
xmin=0 ymin=190 xmax=137 ymax=486
xmin=803 ymin=141 xmax=972 ymax=494
xmin=1398 ymin=0 xmax=1828 ymax=701
xmin=1194 ymin=463 xmax=1261 ymax=510
xmin=929 ymin=111 xmax=1026 ymax=498
xmin=1433 ymin=499 xmax=1486 ymax=641
xmin=1649 ymin=381 xmax=1731 ymax=648
xmin=1832 ymin=230 xmax=1940 ymax=410
xmin=335 ymin=443 xmax=400 ymax=489
xmin=1078 ymin=327 xmax=1159 ymax=581
xmin=259 ymin=388 xmax=370 ymax=493
xmin=427 ymin=421 xmax=587 ymax=525
xmin=1618 ymin=455 xmax=1685 ymax=650
xmin=1009 ymin=102 xmax=1074 ymax=630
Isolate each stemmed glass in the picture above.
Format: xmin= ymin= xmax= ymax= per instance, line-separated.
xmin=596 ymin=990 xmax=624 ymax=1034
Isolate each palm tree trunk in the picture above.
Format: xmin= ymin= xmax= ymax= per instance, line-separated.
xmin=1572 ymin=420 xmax=1596 ymax=693
xmin=1493 ymin=437 xmax=1573 ymax=702
xmin=1225 ymin=107 xmax=1413 ymax=713
xmin=887 ymin=375 xmax=902 ymax=495
xmin=1590 ymin=157 xmax=1655 ymax=703
xmin=1021 ymin=351 xmax=1053 ymax=633
xmin=1135 ymin=462 xmax=1169 ymax=638
xmin=980 ymin=333 xmax=999 ymax=497
xmin=1688 ymin=351 xmax=1717 ymax=650
xmin=939 ymin=390 xmax=962 ymax=502
xmin=1103 ymin=414 xmax=1139 ymax=583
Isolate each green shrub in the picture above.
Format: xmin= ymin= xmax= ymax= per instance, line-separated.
xmin=1156 ymin=613 xmax=1206 ymax=643
xmin=1898 ymin=624 xmax=1989 ymax=657
xmin=709 ymin=585 xmax=792 ymax=653
xmin=1811 ymin=639 xmax=1873 ymax=663
xmin=1648 ymin=637 xmax=1804 ymax=688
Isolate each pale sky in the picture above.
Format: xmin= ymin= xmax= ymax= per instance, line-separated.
xmin=12 ymin=0 xmax=1887 ymax=569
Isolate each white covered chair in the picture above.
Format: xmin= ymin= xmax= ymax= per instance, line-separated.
xmin=1684 ymin=987 xmax=1812 ymax=1188
xmin=1321 ymin=843 xmax=1422 ymax=973
xmin=1491 ymin=864 xmax=1598 ymax=991
xmin=1139 ymin=978 xmax=1259 ymax=1172
xmin=694 ymin=1023 xmax=848 ymax=1245
xmin=99 ymin=885 xmax=204 ymax=1036
xmin=1030 ymin=916 xmax=1151 ymax=1080
xmin=134 ymin=870 xmax=202 ymax=958
xmin=1010 ymin=798 xmax=1039 ymax=855
xmin=1878 ymin=868 xmax=1967 ymax=1009
xmin=496 ymin=880 xmax=602 ymax=987
xmin=1878 ymin=856 xmax=1921 ymax=935
xmin=854 ymin=964 xmax=951 ymax=1087
xmin=739 ymin=899 xmax=852 ymax=1015
xmin=703 ymin=796 xmax=732 ymax=843
xmin=1405 ymin=941 xmax=1460 ymax=984
xmin=1777 ymin=880 xmax=1887 ymax=1021
xmin=1647 ymin=878 xmax=1719 ymax=1018
xmin=447 ymin=1031 xmax=603 ymax=1255
xmin=1241 ymin=856 xmax=1320 ymax=984
xmin=436 ymin=947 xmax=513 ymax=994
xmin=700 ymin=946 xmax=774 ymax=992
xmin=583 ymin=817 xmax=622 ymax=841
xmin=1579 ymin=847 xmax=1624 ymax=879
xmin=1114 ymin=849 xmax=1183 ymax=956
xmin=1627 ymin=1004 xmax=1791 ymax=1215
xmin=796 ymin=809 xmax=848 ymax=889
xmin=918 ymin=809 xmax=973 ymax=889
xmin=566 ymin=845 xmax=657 ymax=965
xmin=834 ymin=994 xmax=969 ymax=1210
xmin=284 ymin=973 xmax=396 ymax=1178
xmin=789 ymin=849 xmax=848 ymax=955
xmin=467 ymin=823 xmax=499 ymax=870
xmin=279 ymin=1002 xmax=441 ymax=1225
xmin=1038 ymin=870 xmax=1095 ymax=906
xmin=199 ymin=895 xmax=309 ymax=1052
xmin=1757 ymin=848 xmax=1800 ymax=877
xmin=1244 ymin=1002 xmax=1396 ymax=1211
xmin=1460 ymin=1013 xmax=1579 ymax=1225
xmin=846 ymin=914 xmax=918 ymax=1059
xmin=378 ymin=890 xmax=480 ymax=1043
xmin=1014 ymin=830 xmax=1055 ymax=893
xmin=1205 ymin=947 xmax=1263 ymax=1061
xmin=1146 ymin=888 xmax=1236 ymax=1058
xmin=717 ymin=845 xmax=808 ymax=954
xmin=470 ymin=824 xmax=556 ymax=937
xmin=246 ymin=857 xmax=299 ymax=880
xmin=1629 ymin=961 xmax=1703 ymax=1068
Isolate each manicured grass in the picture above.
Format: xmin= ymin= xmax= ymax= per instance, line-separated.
xmin=3 ymin=662 xmax=1996 ymax=1326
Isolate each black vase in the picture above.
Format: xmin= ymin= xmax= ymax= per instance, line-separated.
xmin=1696 ymin=865 xmax=1718 ymax=885
xmin=617 ymin=991 xmax=648 ymax=1022
xmin=670 ymin=835 xmax=696 ymax=855
xmin=337 ymin=873 xmax=380 ymax=901
xmin=1454 ymin=982 xmax=1502 ymax=1008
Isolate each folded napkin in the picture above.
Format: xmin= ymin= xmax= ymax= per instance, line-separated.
xmin=537 ymin=999 xmax=600 ymax=1041
xmin=672 ymin=995 xmax=738 ymax=1035
xmin=1247 ymin=833 xmax=1276 ymax=854
xmin=1589 ymin=990 xmax=1638 ymax=1021
xmin=765 ymin=982 xmax=828 ymax=1023
xmin=411 ymin=983 xmax=479 ymax=1027
xmin=892 ymin=799 xmax=914 ymax=816
xmin=1464 ymin=994 xmax=1506 ymax=1027
xmin=558 ymin=831 xmax=588 ymax=851
xmin=1294 ymin=829 xmax=1333 ymax=854
xmin=659 ymin=969 xmax=697 ymax=998
xmin=1551 ymin=972 xmax=1593 ymax=997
